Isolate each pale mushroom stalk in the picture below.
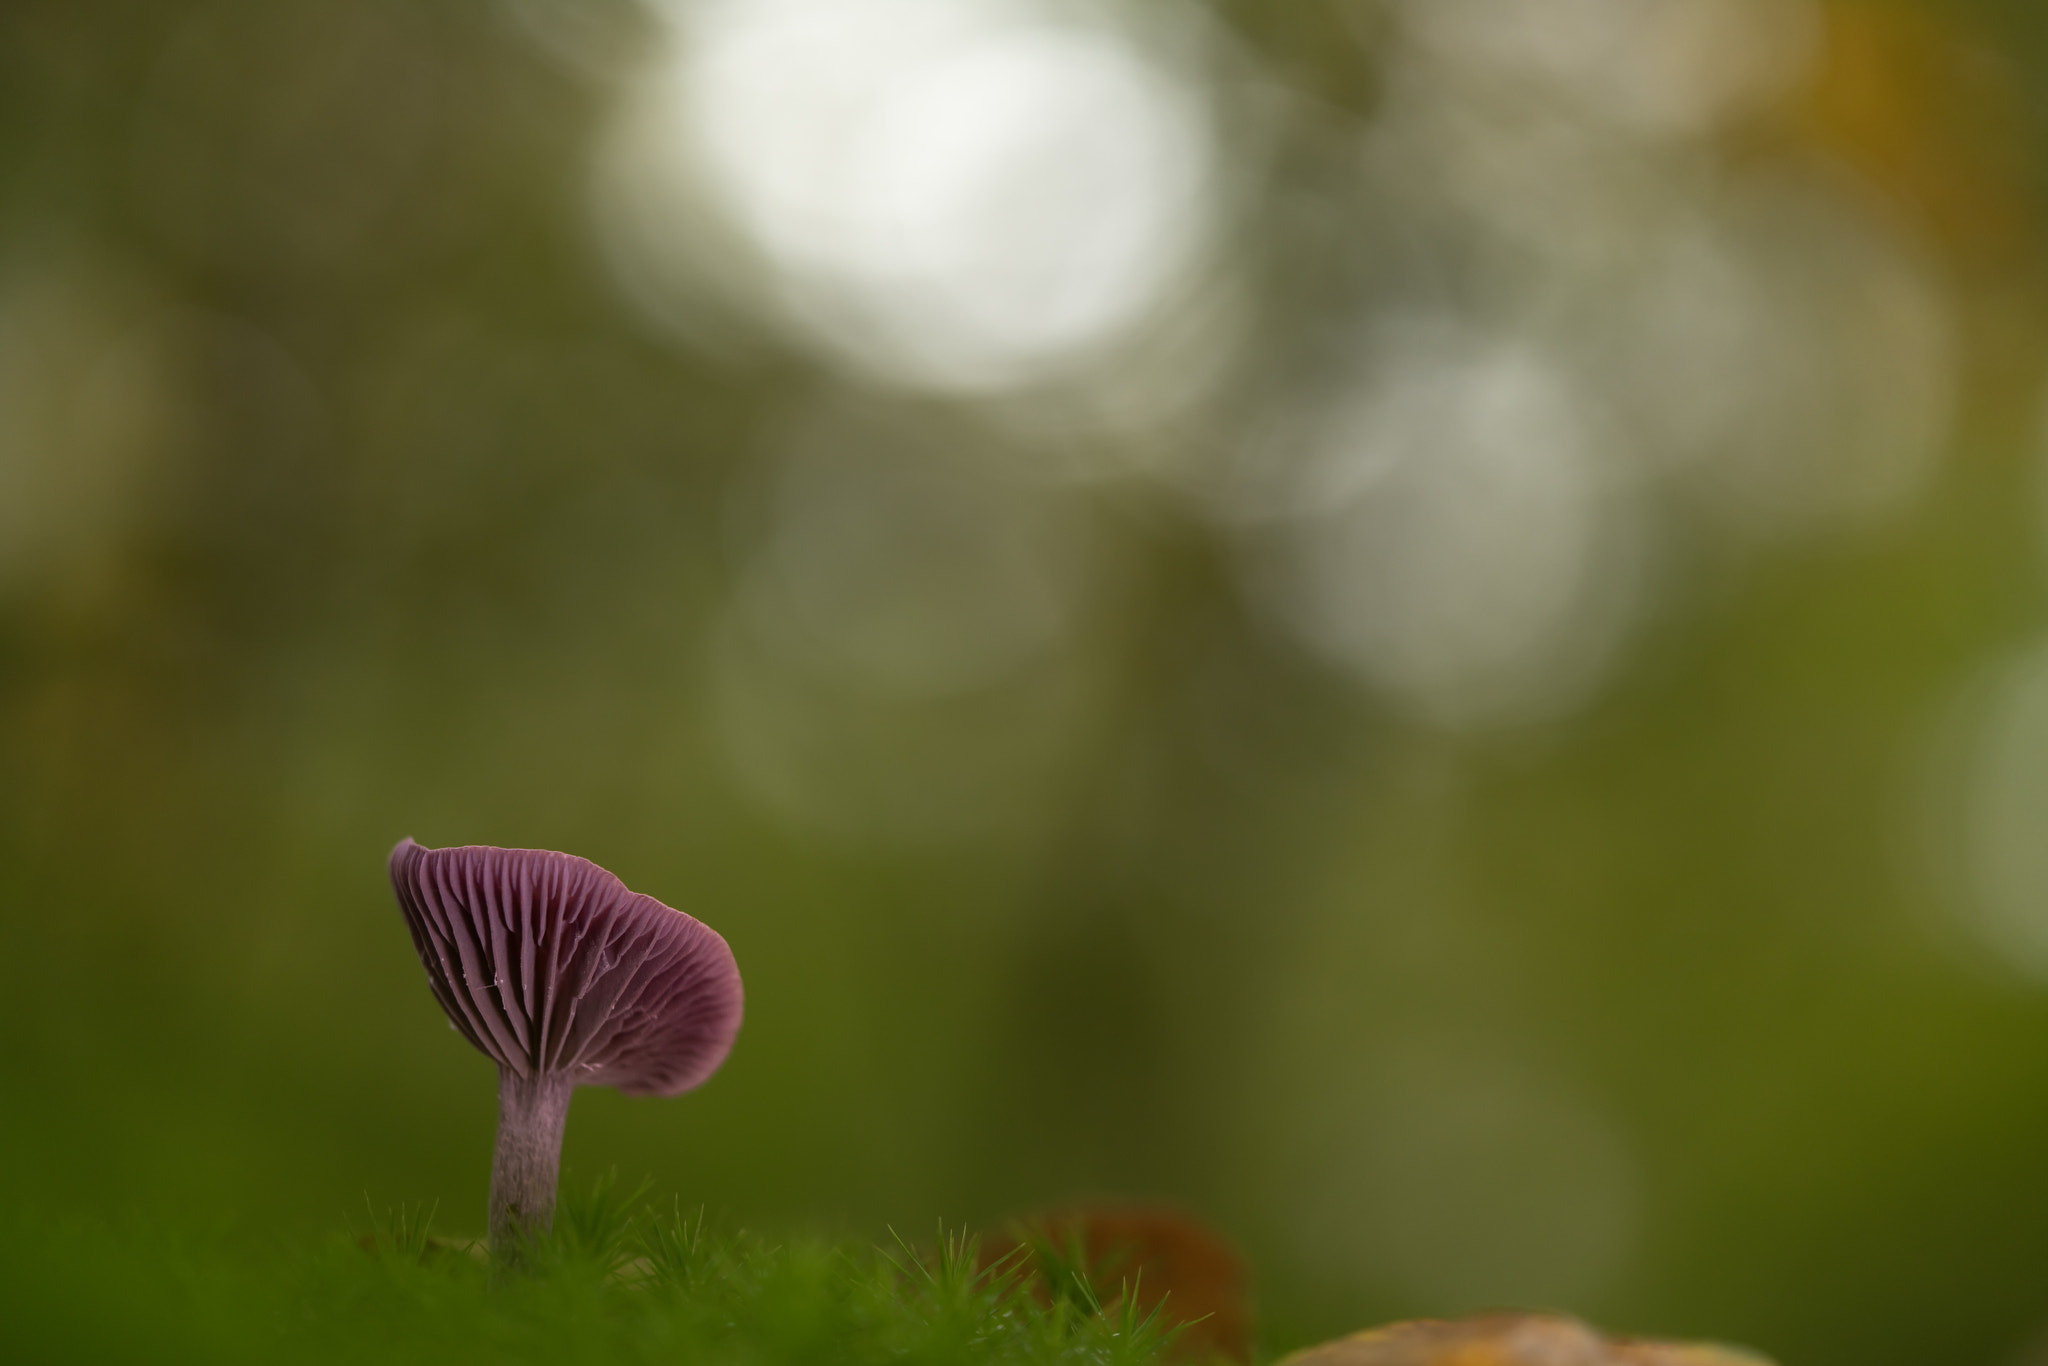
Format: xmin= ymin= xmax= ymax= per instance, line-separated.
xmin=389 ymin=839 xmax=744 ymax=1255
xmin=490 ymin=1070 xmax=574 ymax=1245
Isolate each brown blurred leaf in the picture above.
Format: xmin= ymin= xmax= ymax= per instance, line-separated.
xmin=981 ymin=1203 xmax=1252 ymax=1364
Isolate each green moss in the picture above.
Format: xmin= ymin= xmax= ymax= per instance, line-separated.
xmin=1 ymin=1178 xmax=1185 ymax=1366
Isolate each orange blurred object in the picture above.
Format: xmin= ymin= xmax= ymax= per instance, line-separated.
xmin=982 ymin=1204 xmax=1252 ymax=1363
xmin=1794 ymin=1 xmax=2034 ymax=267
xmin=1275 ymin=1313 xmax=1774 ymax=1366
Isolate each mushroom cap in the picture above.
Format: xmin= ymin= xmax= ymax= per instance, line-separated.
xmin=1273 ymin=1314 xmax=1775 ymax=1366
xmin=389 ymin=839 xmax=743 ymax=1097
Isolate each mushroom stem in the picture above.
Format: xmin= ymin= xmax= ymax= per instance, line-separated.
xmin=489 ymin=1068 xmax=574 ymax=1253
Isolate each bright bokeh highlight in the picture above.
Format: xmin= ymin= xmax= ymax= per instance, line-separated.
xmin=599 ymin=0 xmax=1216 ymax=395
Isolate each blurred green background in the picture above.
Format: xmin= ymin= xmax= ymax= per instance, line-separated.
xmin=9 ymin=1 xmax=2048 ymax=1362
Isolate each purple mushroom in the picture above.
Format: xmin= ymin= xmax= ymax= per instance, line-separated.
xmin=388 ymin=839 xmax=743 ymax=1251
